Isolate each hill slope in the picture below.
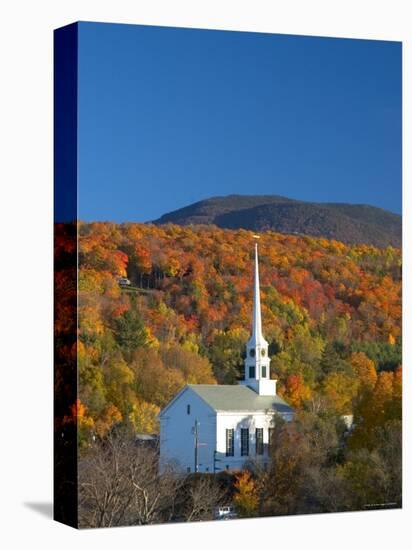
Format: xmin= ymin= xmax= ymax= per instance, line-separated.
xmin=153 ymin=195 xmax=401 ymax=248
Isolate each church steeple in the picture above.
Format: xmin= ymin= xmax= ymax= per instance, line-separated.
xmin=252 ymin=240 xmax=263 ymax=343
xmin=240 ymin=236 xmax=277 ymax=396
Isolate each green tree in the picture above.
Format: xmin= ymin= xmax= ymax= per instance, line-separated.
xmin=113 ymin=309 xmax=149 ymax=354
xmin=207 ymin=328 xmax=248 ymax=384
xmin=271 ymin=325 xmax=325 ymax=385
xmin=319 ymin=342 xmax=352 ymax=379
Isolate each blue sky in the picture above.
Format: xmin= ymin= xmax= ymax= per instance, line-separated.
xmin=78 ymin=22 xmax=402 ymax=221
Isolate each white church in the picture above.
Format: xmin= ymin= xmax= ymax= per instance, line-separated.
xmin=159 ymin=240 xmax=294 ymax=473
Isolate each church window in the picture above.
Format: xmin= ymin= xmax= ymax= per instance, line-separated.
xmin=241 ymin=428 xmax=249 ymax=456
xmin=256 ymin=428 xmax=264 ymax=455
xmin=249 ymin=366 xmax=255 ymax=378
xmin=261 ymin=348 xmax=266 ymax=357
xmin=187 ymin=404 xmax=191 ymax=415
xmin=225 ymin=428 xmax=234 ymax=456
xmin=250 ymin=348 xmax=255 ymax=357
xmin=262 ymin=366 xmax=267 ymax=378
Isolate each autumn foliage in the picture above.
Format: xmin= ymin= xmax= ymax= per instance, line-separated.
xmin=53 ymin=222 xmax=403 ymax=445
xmin=233 ymin=470 xmax=259 ymax=517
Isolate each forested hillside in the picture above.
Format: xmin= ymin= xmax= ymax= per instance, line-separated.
xmin=70 ymin=222 xmax=402 ymax=443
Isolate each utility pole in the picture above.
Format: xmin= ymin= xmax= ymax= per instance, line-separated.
xmin=193 ymin=419 xmax=199 ymax=473
xmin=213 ymin=450 xmax=221 ymax=473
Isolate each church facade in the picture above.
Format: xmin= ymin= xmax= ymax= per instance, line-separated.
xmin=159 ymin=241 xmax=294 ymax=473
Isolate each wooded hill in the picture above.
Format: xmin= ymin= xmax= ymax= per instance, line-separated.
xmin=154 ymin=195 xmax=401 ymax=249
xmin=50 ymin=220 xmax=403 ymax=524
xmin=57 ymin=221 xmax=402 ymax=442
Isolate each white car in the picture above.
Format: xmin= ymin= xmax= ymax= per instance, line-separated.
xmin=117 ymin=277 xmax=131 ymax=287
xmin=214 ymin=506 xmax=237 ymax=520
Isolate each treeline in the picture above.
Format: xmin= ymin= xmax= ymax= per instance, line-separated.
xmin=64 ymin=222 xmax=402 ymax=441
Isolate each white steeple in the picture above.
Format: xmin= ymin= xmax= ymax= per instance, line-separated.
xmin=240 ymin=236 xmax=277 ymax=396
xmin=251 ymin=241 xmax=264 ymax=344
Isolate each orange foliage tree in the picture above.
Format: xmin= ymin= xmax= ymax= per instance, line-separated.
xmin=233 ymin=471 xmax=259 ymax=517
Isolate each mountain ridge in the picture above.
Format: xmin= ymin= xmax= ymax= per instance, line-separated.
xmin=153 ymin=194 xmax=401 ymax=248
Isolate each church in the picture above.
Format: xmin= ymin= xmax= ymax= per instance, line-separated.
xmin=159 ymin=239 xmax=294 ymax=473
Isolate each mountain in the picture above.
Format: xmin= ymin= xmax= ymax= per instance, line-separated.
xmin=153 ymin=195 xmax=401 ymax=248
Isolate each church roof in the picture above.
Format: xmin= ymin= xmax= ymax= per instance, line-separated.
xmin=187 ymin=384 xmax=294 ymax=414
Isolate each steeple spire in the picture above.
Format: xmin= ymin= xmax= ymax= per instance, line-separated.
xmin=252 ymin=239 xmax=263 ymax=341
xmin=240 ymin=236 xmax=277 ymax=396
